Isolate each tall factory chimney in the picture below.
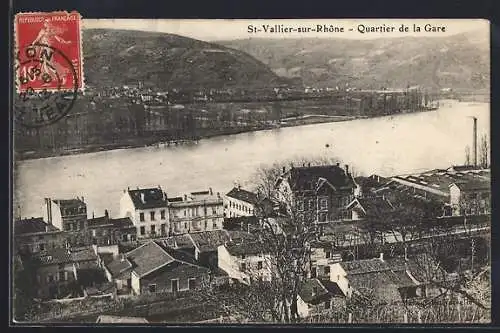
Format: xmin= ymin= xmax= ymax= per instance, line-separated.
xmin=472 ymin=117 xmax=478 ymax=167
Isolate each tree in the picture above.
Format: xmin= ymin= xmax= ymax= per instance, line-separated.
xmin=464 ymin=145 xmax=471 ymax=166
xmin=213 ymin=156 xmax=344 ymax=323
xmin=479 ymin=134 xmax=489 ymax=168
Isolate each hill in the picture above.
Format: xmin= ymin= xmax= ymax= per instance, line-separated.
xmin=218 ymin=32 xmax=489 ymax=91
xmin=82 ymin=29 xmax=288 ymax=90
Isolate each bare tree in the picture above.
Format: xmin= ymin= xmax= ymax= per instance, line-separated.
xmin=479 ymin=134 xmax=489 ymax=168
xmin=464 ymin=145 xmax=471 ymax=166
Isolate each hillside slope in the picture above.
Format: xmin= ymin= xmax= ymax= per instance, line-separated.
xmin=82 ymin=29 xmax=288 ymax=90
xmin=218 ymin=32 xmax=489 ymax=91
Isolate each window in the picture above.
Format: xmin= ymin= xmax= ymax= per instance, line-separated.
xmin=140 ymin=213 xmax=145 ymax=222
xmin=298 ymin=200 xmax=304 ymax=211
xmin=140 ymin=226 xmax=145 ymax=235
xmin=325 ymin=251 xmax=331 ymax=259
xmin=320 ymin=198 xmax=328 ymax=210
xmin=212 ymin=207 xmax=217 ymax=215
xmin=257 ymin=261 xmax=263 ymax=270
xmin=241 ymin=254 xmax=246 ymax=260
xmin=122 ymin=234 xmax=128 ymax=242
xmin=213 ymin=221 xmax=218 ymax=229
xmin=324 ymin=301 xmax=331 ymax=309
xmin=47 ymin=274 xmax=54 ymax=283
xmin=318 ymin=212 xmax=328 ymax=223
xmin=92 ymin=229 xmax=97 ymax=237
xmin=148 ymin=284 xmax=157 ymax=293
xmin=204 ymin=206 xmax=207 ymax=215
xmin=240 ymin=263 xmax=247 ymax=271
xmin=39 ymin=243 xmax=45 ymax=251
xmin=311 ymin=267 xmax=317 ymax=278
xmin=161 ymin=224 xmax=166 ymax=235
xmin=188 ymin=278 xmax=196 ymax=290
xmin=151 ymin=225 xmax=156 ymax=234
xmin=312 ymin=286 xmax=317 ymax=296
xmin=324 ymin=266 xmax=331 ymax=275
xmin=308 ymin=199 xmax=315 ymax=210
xmin=59 ymin=271 xmax=65 ymax=281
xmin=171 ymin=279 xmax=179 ymax=292
xmin=80 ymin=221 xmax=85 ymax=230
xmin=150 ymin=211 xmax=156 ymax=221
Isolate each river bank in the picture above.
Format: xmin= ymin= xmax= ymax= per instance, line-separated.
xmin=15 ymin=114 xmax=364 ymax=161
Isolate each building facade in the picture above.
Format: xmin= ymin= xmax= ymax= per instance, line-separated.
xmin=275 ymin=164 xmax=356 ymax=223
xmin=168 ymin=189 xmax=224 ymax=235
xmin=43 ymin=197 xmax=88 ymax=232
xmin=120 ymin=186 xmax=169 ymax=239
xmin=14 ymin=217 xmax=67 ymax=255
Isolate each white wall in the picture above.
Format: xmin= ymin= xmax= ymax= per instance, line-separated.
xmin=131 ymin=271 xmax=141 ymax=295
xmin=330 ymin=263 xmax=350 ymax=297
xmin=224 ymin=196 xmax=256 ymax=218
xmin=42 ymin=201 xmax=63 ymax=231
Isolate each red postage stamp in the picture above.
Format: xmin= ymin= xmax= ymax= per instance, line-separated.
xmin=14 ymin=11 xmax=83 ymax=93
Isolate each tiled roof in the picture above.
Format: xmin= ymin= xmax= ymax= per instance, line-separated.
xmin=160 ymin=234 xmax=195 ymax=250
xmin=342 ymin=257 xmax=406 ymax=275
xmin=391 ymin=168 xmax=491 ymax=196
xmin=105 ymin=256 xmax=133 ymax=278
xmin=225 ymin=234 xmax=273 ymax=256
xmin=96 ymin=315 xmax=149 ymax=323
xmin=126 ymin=241 xmax=175 ymax=277
xmin=71 ymin=247 xmax=98 ymax=263
xmin=283 ymin=165 xmax=355 ymax=193
xmin=299 ymin=278 xmax=333 ymax=304
xmin=87 ymin=216 xmax=112 ymax=227
xmin=451 ymin=178 xmax=490 ymax=191
xmin=127 ymin=188 xmax=168 ymax=209
xmin=34 ymin=248 xmax=73 ymax=266
xmin=188 ymin=230 xmax=231 ymax=252
xmin=226 ymin=187 xmax=259 ymax=205
xmin=14 ymin=217 xmax=60 ymax=236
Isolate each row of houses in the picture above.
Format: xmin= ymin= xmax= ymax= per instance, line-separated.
xmin=16 ymin=163 xmax=490 ymax=259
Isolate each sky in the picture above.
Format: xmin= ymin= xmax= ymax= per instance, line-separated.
xmin=83 ymin=19 xmax=489 ymax=41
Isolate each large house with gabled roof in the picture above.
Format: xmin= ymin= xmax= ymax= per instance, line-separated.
xmin=275 ymin=163 xmax=356 ymax=223
xmin=104 ymin=240 xmax=210 ymax=295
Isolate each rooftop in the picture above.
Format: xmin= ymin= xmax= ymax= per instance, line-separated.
xmin=226 ymin=187 xmax=259 ymax=205
xmin=127 ymin=187 xmax=168 ymax=210
xmin=71 ymin=246 xmax=98 ymax=263
xmin=391 ymin=168 xmax=490 ymax=196
xmin=34 ymin=248 xmax=73 ymax=266
xmin=279 ymin=164 xmax=355 ymax=193
xmin=126 ymin=241 xmax=175 ymax=277
xmin=188 ymin=230 xmax=231 ymax=253
xmin=52 ymin=198 xmax=86 ymax=208
xmin=346 ymin=196 xmax=394 ymax=217
xmin=14 ymin=217 xmax=60 ymax=236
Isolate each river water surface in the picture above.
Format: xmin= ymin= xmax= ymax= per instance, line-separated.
xmin=14 ymin=101 xmax=489 ymax=219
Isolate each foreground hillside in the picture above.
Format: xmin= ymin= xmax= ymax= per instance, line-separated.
xmin=219 ymin=31 xmax=489 ymax=91
xmin=82 ymin=29 xmax=288 ymax=90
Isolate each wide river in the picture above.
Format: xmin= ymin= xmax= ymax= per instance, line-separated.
xmin=14 ymin=101 xmax=489 ymax=219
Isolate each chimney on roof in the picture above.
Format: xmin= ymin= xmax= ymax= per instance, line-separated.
xmin=336 ymin=162 xmax=340 ymax=167
xmin=345 ymin=165 xmax=349 ymax=174
xmin=282 ymin=166 xmax=286 ymax=173
xmin=209 ymin=187 xmax=213 ymax=195
xmin=308 ymin=162 xmax=311 ymax=167
xmin=158 ymin=185 xmax=161 ymax=189
xmin=81 ymin=196 xmax=85 ymax=203
xmin=140 ymin=193 xmax=145 ymax=203
xmin=379 ymin=252 xmax=384 ymax=261
xmin=120 ymin=254 xmax=125 ymax=262
xmin=45 ymin=198 xmax=53 ymax=225
xmin=184 ymin=194 xmax=188 ymax=201
xmin=105 ymin=209 xmax=109 ymax=219
xmin=92 ymin=211 xmax=95 ymax=218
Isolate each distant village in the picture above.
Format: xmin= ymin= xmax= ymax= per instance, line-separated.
xmin=15 ymin=84 xmax=443 ymax=158
xmin=14 ymin=145 xmax=491 ymax=323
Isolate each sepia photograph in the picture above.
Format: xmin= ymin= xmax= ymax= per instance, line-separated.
xmin=12 ymin=17 xmax=491 ymax=324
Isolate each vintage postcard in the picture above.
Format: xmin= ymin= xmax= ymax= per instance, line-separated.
xmin=12 ymin=18 xmax=491 ymax=325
